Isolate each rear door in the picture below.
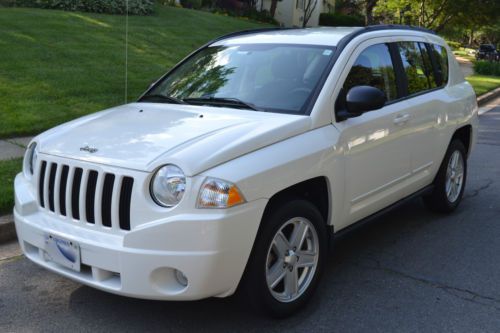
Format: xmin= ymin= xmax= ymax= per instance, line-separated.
xmin=394 ymin=40 xmax=448 ymax=194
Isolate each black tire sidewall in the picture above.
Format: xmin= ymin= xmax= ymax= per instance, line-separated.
xmin=242 ymin=199 xmax=327 ymax=318
xmin=430 ymin=140 xmax=468 ymax=211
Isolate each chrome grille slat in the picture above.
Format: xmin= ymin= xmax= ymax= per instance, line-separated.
xmin=79 ymin=170 xmax=89 ymax=223
xmin=53 ymin=163 xmax=62 ymax=214
xmin=43 ymin=162 xmax=51 ymax=213
xmin=37 ymin=160 xmax=133 ymax=231
xmin=93 ymin=172 xmax=105 ymax=227
xmin=111 ymin=176 xmax=122 ymax=230
xmin=65 ymin=166 xmax=75 ymax=219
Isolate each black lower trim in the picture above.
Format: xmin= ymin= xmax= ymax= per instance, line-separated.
xmin=334 ymin=185 xmax=434 ymax=240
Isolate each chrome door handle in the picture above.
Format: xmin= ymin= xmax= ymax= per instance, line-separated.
xmin=393 ymin=114 xmax=410 ymax=125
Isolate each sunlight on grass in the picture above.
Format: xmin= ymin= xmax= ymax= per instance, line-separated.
xmin=466 ymin=75 xmax=500 ymax=96
xmin=10 ymin=32 xmax=36 ymax=42
xmin=0 ymin=6 xmax=270 ymax=138
xmin=68 ymin=13 xmax=111 ymax=28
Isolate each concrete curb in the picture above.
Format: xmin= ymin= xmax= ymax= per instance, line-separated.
xmin=477 ymin=87 xmax=500 ymax=107
xmin=0 ymin=215 xmax=16 ymax=244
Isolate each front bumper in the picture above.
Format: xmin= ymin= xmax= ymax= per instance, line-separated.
xmin=14 ymin=173 xmax=267 ymax=300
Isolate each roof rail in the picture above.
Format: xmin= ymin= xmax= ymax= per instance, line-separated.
xmin=361 ymin=24 xmax=436 ymax=35
xmin=209 ymin=27 xmax=292 ymax=44
xmin=208 ymin=24 xmax=436 ymax=46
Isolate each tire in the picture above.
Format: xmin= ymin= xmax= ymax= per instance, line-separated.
xmin=239 ymin=199 xmax=328 ymax=318
xmin=423 ymin=140 xmax=467 ymax=213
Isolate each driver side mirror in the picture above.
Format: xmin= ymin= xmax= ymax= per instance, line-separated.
xmin=337 ymin=86 xmax=387 ymax=121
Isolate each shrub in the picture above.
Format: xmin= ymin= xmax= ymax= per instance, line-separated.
xmin=180 ymin=0 xmax=202 ymax=9
xmin=319 ymin=13 xmax=364 ymax=27
xmin=474 ymin=61 xmax=500 ymax=76
xmin=0 ymin=0 xmax=155 ymax=15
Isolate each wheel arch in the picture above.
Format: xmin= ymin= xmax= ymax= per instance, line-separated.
xmin=451 ymin=124 xmax=472 ymax=157
xmin=261 ymin=176 xmax=332 ymax=232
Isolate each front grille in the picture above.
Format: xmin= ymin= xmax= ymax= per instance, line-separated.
xmin=38 ymin=161 xmax=134 ymax=231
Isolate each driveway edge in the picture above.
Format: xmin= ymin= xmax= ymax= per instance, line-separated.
xmin=477 ymin=87 xmax=500 ymax=107
xmin=0 ymin=214 xmax=16 ymax=244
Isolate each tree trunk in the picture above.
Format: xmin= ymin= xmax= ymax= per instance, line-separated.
xmin=302 ymin=0 xmax=318 ymax=28
xmin=270 ymin=0 xmax=278 ymax=18
xmin=468 ymin=29 xmax=474 ymax=47
xmin=365 ymin=0 xmax=377 ymax=25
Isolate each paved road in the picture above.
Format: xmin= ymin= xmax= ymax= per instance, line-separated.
xmin=1 ymin=102 xmax=500 ymax=332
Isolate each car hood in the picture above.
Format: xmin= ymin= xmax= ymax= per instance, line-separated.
xmin=37 ymin=103 xmax=311 ymax=175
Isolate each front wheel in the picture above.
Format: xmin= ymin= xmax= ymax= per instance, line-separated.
xmin=423 ymin=140 xmax=467 ymax=213
xmin=240 ymin=199 xmax=327 ymax=317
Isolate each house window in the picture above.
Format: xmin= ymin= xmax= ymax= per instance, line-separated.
xmin=296 ymin=0 xmax=305 ymax=10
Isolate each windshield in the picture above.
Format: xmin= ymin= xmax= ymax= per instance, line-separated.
xmin=143 ymin=44 xmax=336 ymax=114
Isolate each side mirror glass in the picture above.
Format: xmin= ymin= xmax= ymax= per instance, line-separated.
xmin=345 ymin=85 xmax=387 ymax=115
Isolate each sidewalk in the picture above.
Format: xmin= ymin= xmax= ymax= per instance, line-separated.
xmin=0 ymin=136 xmax=33 ymax=161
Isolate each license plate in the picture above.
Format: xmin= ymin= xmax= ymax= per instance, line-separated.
xmin=44 ymin=234 xmax=81 ymax=272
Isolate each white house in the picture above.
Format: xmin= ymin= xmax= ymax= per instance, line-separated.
xmin=258 ymin=0 xmax=335 ymax=27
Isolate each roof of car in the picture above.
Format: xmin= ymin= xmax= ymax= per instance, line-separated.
xmin=212 ymin=27 xmax=363 ymax=47
xmin=211 ymin=25 xmax=437 ymax=47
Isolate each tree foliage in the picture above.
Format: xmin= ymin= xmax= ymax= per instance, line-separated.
xmin=373 ymin=0 xmax=500 ymax=33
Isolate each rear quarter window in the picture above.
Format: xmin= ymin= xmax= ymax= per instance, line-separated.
xmin=431 ymin=44 xmax=449 ymax=87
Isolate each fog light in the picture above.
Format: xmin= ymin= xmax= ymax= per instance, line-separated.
xmin=174 ymin=269 xmax=188 ymax=287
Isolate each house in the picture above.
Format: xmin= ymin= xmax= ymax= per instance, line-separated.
xmin=258 ymin=0 xmax=335 ymax=27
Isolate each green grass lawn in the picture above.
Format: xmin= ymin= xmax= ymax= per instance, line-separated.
xmin=0 ymin=158 xmax=22 ymax=215
xmin=0 ymin=6 xmax=269 ymax=138
xmin=466 ymin=74 xmax=500 ymax=96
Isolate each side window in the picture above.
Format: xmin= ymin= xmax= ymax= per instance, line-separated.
xmin=343 ymin=43 xmax=397 ymax=102
xmin=431 ymin=43 xmax=449 ymax=87
xmin=419 ymin=42 xmax=437 ymax=89
xmin=398 ymin=42 xmax=431 ymax=95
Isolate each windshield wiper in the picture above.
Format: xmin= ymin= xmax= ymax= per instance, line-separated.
xmin=139 ymin=94 xmax=186 ymax=104
xmin=182 ymin=97 xmax=261 ymax=111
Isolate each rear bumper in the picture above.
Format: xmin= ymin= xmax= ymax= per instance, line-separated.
xmin=14 ymin=173 xmax=267 ymax=300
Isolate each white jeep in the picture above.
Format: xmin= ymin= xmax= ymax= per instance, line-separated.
xmin=15 ymin=26 xmax=478 ymax=317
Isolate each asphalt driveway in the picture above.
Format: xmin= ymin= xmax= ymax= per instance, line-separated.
xmin=1 ymin=100 xmax=499 ymax=332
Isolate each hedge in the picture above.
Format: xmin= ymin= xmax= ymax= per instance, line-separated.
xmin=0 ymin=0 xmax=155 ymax=15
xmin=474 ymin=60 xmax=500 ymax=76
xmin=319 ymin=13 xmax=364 ymax=27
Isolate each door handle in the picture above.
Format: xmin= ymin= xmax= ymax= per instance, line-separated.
xmin=393 ymin=114 xmax=410 ymax=125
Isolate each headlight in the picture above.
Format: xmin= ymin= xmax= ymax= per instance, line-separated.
xmin=197 ymin=178 xmax=245 ymax=209
xmin=150 ymin=164 xmax=186 ymax=207
xmin=23 ymin=142 xmax=38 ymax=179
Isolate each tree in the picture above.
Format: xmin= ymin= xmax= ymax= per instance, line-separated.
xmin=374 ymin=0 xmax=500 ymax=33
xmin=270 ymin=0 xmax=278 ymax=17
xmin=364 ymin=0 xmax=378 ymax=25
xmin=302 ymin=0 xmax=318 ymax=27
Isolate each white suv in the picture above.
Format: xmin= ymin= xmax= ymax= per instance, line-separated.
xmin=14 ymin=26 xmax=478 ymax=317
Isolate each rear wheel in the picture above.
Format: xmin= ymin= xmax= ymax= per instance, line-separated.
xmin=423 ymin=140 xmax=467 ymax=213
xmin=240 ymin=199 xmax=327 ymax=317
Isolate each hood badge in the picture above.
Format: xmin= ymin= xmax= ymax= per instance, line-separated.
xmin=80 ymin=145 xmax=98 ymax=153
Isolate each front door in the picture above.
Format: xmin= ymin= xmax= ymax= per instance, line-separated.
xmin=333 ymin=41 xmax=412 ymax=227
